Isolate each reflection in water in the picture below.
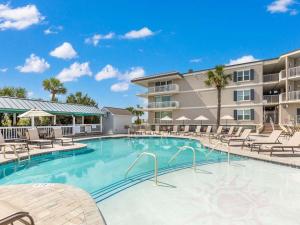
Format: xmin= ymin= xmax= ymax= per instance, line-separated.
xmin=0 ymin=137 xmax=242 ymax=193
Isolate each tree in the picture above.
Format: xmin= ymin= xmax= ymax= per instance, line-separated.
xmin=0 ymin=87 xmax=27 ymax=98
xmin=43 ymin=77 xmax=67 ymax=102
xmin=205 ymin=65 xmax=231 ymax=127
xmin=126 ymin=105 xmax=144 ymax=124
xmin=66 ymin=92 xmax=97 ymax=106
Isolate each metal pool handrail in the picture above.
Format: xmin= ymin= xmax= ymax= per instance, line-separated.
xmin=125 ymin=152 xmax=158 ymax=185
xmin=168 ymin=146 xmax=196 ymax=171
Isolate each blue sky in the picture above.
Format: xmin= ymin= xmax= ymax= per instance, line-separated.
xmin=0 ymin=0 xmax=299 ymax=108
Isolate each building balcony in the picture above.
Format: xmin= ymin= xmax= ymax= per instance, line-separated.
xmin=280 ymin=91 xmax=300 ymax=103
xmin=137 ymin=84 xmax=179 ymax=97
xmin=263 ymin=73 xmax=279 ymax=83
xmin=288 ymin=66 xmax=300 ymax=80
xmin=263 ymin=95 xmax=279 ymax=104
xmin=144 ymin=101 xmax=180 ymax=111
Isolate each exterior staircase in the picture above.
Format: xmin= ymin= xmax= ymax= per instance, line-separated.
xmin=261 ymin=123 xmax=280 ymax=134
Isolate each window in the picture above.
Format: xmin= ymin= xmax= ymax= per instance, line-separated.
xmin=234 ymin=89 xmax=254 ymax=101
xmin=236 ymin=109 xmax=252 ymax=120
xmin=155 ymin=111 xmax=172 ymax=122
xmin=235 ymin=70 xmax=252 ymax=82
xmin=155 ymin=80 xmax=172 ymax=86
xmin=236 ymin=90 xmax=250 ymax=101
xmin=155 ymin=95 xmax=171 ymax=102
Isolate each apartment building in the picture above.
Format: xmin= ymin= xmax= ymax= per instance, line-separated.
xmin=131 ymin=49 xmax=300 ymax=129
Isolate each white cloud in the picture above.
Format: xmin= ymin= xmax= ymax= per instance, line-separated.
xmin=189 ymin=58 xmax=202 ymax=63
xmin=0 ymin=4 xmax=44 ymax=31
xmin=16 ymin=54 xmax=50 ymax=73
xmin=56 ymin=62 xmax=92 ymax=82
xmin=110 ymin=82 xmax=129 ymax=92
xmin=123 ymin=27 xmax=154 ymax=39
xmin=267 ymin=0 xmax=297 ymax=15
xmin=228 ymin=55 xmax=259 ymax=65
xmin=44 ymin=25 xmax=63 ymax=35
xmin=85 ymin=32 xmax=114 ymax=46
xmin=120 ymin=67 xmax=145 ymax=81
xmin=110 ymin=67 xmax=145 ymax=92
xmin=50 ymin=42 xmax=77 ymax=59
xmin=0 ymin=68 xmax=8 ymax=72
xmin=95 ymin=64 xmax=119 ymax=81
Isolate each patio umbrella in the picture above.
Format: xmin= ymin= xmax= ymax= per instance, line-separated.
xmin=176 ymin=116 xmax=191 ymax=125
xmin=221 ymin=115 xmax=234 ymax=128
xmin=160 ymin=116 xmax=172 ymax=121
xmin=194 ymin=115 xmax=209 ymax=126
xmin=18 ymin=109 xmax=54 ymax=127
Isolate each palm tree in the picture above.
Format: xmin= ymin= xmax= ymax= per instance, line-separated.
xmin=43 ymin=78 xmax=67 ymax=102
xmin=0 ymin=87 xmax=27 ymax=98
xmin=66 ymin=92 xmax=97 ymax=106
xmin=126 ymin=105 xmax=144 ymax=124
xmin=205 ymin=65 xmax=231 ymax=127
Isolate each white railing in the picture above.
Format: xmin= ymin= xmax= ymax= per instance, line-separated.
xmin=148 ymin=84 xmax=179 ymax=94
xmin=263 ymin=95 xmax=279 ymax=104
xmin=0 ymin=124 xmax=101 ymax=140
xmin=280 ymin=91 xmax=300 ymax=102
xmin=147 ymin=101 xmax=179 ymax=109
xmin=263 ymin=73 xmax=279 ymax=82
xmin=279 ymin=70 xmax=286 ymax=80
xmin=288 ymin=66 xmax=300 ymax=78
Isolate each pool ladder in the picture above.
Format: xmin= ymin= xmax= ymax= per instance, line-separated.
xmin=125 ymin=152 xmax=158 ymax=185
xmin=168 ymin=146 xmax=196 ymax=171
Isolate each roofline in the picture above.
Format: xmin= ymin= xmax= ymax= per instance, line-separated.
xmin=131 ymin=71 xmax=183 ymax=83
xmin=0 ymin=96 xmax=100 ymax=109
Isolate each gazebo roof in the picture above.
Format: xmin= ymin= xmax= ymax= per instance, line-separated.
xmin=0 ymin=96 xmax=103 ymax=116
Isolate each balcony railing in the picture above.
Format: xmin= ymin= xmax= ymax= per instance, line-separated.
xmin=279 ymin=70 xmax=286 ymax=80
xmin=263 ymin=95 xmax=279 ymax=104
xmin=263 ymin=73 xmax=279 ymax=82
xmin=288 ymin=66 xmax=300 ymax=78
xmin=147 ymin=101 xmax=179 ymax=109
xmin=147 ymin=84 xmax=179 ymax=94
xmin=280 ymin=91 xmax=300 ymax=102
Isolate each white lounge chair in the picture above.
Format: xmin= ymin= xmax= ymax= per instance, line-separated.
xmin=193 ymin=125 xmax=201 ymax=135
xmin=0 ymin=133 xmax=29 ymax=159
xmin=226 ymin=129 xmax=252 ymax=147
xmin=26 ymin=128 xmax=53 ymax=149
xmin=267 ymin=132 xmax=300 ymax=156
xmin=181 ymin=125 xmax=190 ymax=135
xmin=210 ymin=126 xmax=223 ymax=139
xmin=52 ymin=127 xmax=74 ymax=146
xmin=171 ymin=125 xmax=178 ymax=135
xmin=249 ymin=130 xmax=282 ymax=153
xmin=200 ymin=126 xmax=212 ymax=136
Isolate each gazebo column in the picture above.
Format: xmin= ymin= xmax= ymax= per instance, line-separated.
xmin=53 ymin=115 xmax=57 ymax=125
xmin=31 ymin=116 xmax=35 ymax=127
xmin=72 ymin=115 xmax=76 ymax=135
xmin=82 ymin=116 xmax=85 ymax=124
xmin=13 ymin=113 xmax=17 ymax=126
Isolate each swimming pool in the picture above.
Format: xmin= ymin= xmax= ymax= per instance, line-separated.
xmin=0 ymin=137 xmax=242 ymax=201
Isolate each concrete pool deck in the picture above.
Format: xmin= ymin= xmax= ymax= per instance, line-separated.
xmin=99 ymin=160 xmax=300 ymax=225
xmin=0 ymin=184 xmax=106 ymax=225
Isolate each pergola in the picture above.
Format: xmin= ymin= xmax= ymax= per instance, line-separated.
xmin=0 ymin=96 xmax=104 ymax=136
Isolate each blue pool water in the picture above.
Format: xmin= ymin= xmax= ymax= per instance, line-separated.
xmin=0 ymin=137 xmax=242 ymax=200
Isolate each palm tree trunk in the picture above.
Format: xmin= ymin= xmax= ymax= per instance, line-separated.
xmin=217 ymin=87 xmax=221 ymax=127
xmin=51 ymin=93 xmax=56 ymax=102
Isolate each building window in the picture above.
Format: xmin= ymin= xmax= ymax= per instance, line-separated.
xmin=155 ymin=111 xmax=172 ymax=122
xmin=234 ymin=69 xmax=254 ymax=82
xmin=155 ymin=95 xmax=171 ymax=102
xmin=237 ymin=90 xmax=250 ymax=101
xmin=235 ymin=109 xmax=253 ymax=121
xmin=155 ymin=80 xmax=172 ymax=86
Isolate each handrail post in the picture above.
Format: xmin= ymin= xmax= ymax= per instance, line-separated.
xmin=125 ymin=152 xmax=158 ymax=185
xmin=168 ymin=146 xmax=196 ymax=171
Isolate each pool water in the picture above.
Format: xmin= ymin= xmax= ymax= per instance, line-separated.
xmin=0 ymin=137 xmax=242 ymax=195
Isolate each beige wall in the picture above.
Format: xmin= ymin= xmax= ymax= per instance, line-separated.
xmin=147 ymin=63 xmax=264 ymax=125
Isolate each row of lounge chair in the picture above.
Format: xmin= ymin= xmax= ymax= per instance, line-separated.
xmin=0 ymin=127 xmax=74 ymax=159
